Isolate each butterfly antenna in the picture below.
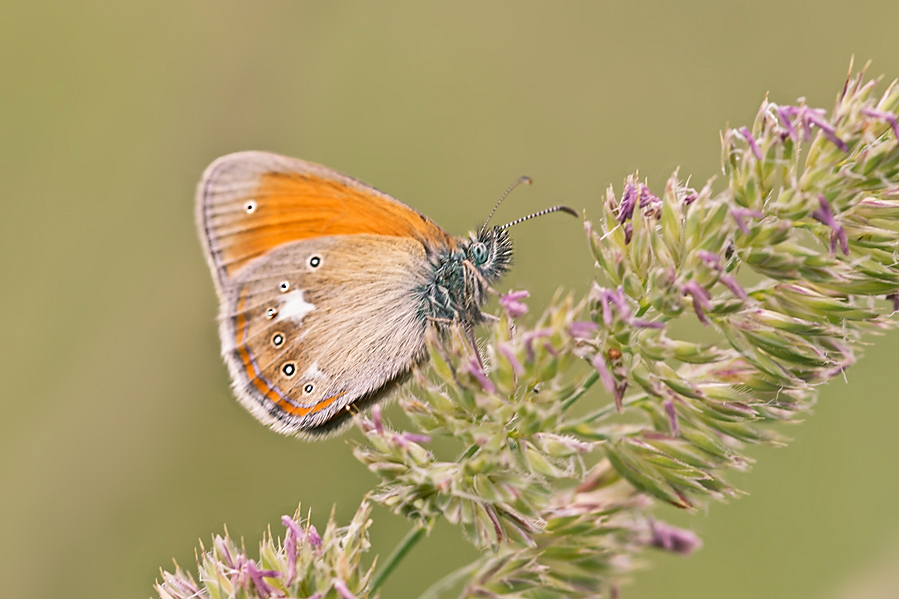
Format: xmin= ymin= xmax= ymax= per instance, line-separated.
xmin=499 ymin=205 xmax=579 ymax=230
xmin=480 ymin=175 xmax=533 ymax=234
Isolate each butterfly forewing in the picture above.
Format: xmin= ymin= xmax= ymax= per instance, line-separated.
xmin=198 ymin=151 xmax=454 ymax=292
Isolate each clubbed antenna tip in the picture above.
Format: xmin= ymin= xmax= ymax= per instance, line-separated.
xmin=499 ymin=205 xmax=579 ymax=230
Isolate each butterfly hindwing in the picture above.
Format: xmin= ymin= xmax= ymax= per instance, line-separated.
xmin=220 ymin=234 xmax=435 ymax=435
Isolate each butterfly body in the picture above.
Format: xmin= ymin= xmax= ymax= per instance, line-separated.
xmin=197 ymin=151 xmax=512 ymax=436
xmin=417 ymin=227 xmax=512 ymax=325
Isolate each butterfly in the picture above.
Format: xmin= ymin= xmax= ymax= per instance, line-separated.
xmin=197 ymin=151 xmax=575 ymax=437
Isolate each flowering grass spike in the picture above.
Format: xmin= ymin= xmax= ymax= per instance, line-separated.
xmin=159 ymin=63 xmax=899 ymax=598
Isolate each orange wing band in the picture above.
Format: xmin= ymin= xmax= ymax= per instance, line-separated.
xmin=214 ymin=172 xmax=453 ymax=276
xmin=233 ymin=292 xmax=345 ymax=418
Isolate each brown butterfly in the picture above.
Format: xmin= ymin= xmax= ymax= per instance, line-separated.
xmin=197 ymin=151 xmax=574 ymax=437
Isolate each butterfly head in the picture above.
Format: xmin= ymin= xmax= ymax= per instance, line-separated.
xmin=463 ymin=225 xmax=513 ymax=286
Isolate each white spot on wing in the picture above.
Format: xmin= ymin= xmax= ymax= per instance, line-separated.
xmin=279 ymin=289 xmax=315 ymax=322
xmin=303 ymin=363 xmax=326 ymax=379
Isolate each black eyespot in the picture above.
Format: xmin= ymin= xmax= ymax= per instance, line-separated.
xmin=265 ymin=307 xmax=278 ymax=319
xmin=469 ymin=242 xmax=489 ymax=266
xmin=272 ymin=333 xmax=284 ymax=347
xmin=279 ymin=281 xmax=290 ymax=292
xmin=304 ymin=383 xmax=314 ymax=394
xmin=282 ymin=362 xmax=296 ymax=377
xmin=309 ymin=255 xmax=321 ymax=268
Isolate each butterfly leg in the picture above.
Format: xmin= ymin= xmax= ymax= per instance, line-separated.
xmin=463 ymin=323 xmax=486 ymax=372
xmin=426 ymin=316 xmax=486 ymax=375
xmin=427 ymin=316 xmax=454 ymax=327
xmin=462 ymin=259 xmax=500 ymax=297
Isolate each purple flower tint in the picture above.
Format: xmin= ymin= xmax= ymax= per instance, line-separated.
xmin=777 ymin=105 xmax=799 ymax=140
xmin=623 ymin=222 xmax=634 ymax=244
xmin=543 ymin=341 xmax=559 ymax=356
xmin=862 ymin=107 xmax=899 ymax=139
xmin=500 ymin=290 xmax=529 ymax=318
xmin=402 ymin=432 xmax=432 ymax=444
xmin=805 ymin=110 xmax=849 ymax=151
xmin=779 ymin=104 xmax=847 ymax=150
xmin=333 ymin=579 xmax=358 ymax=599
xmin=497 ymin=343 xmax=525 ymax=375
xmin=822 ymin=341 xmax=857 ymax=379
xmin=682 ymin=192 xmax=698 ymax=206
xmin=663 ymin=398 xmax=680 ymax=437
xmin=781 ymin=105 xmax=816 ymax=140
xmin=617 ymin=182 xmax=638 ymax=224
xmin=307 ymin=524 xmax=322 ymax=548
xmin=569 ymin=320 xmax=598 ymax=339
xmin=465 ymin=355 xmax=496 ymax=393
xmin=719 ymin=274 xmax=748 ymax=300
xmin=591 ymin=353 xmax=623 ymax=412
xmin=888 ymin=293 xmax=899 ymax=313
xmin=599 ymin=292 xmax=613 ymax=326
xmin=282 ymin=516 xmax=304 ymax=542
xmin=695 ymin=250 xmax=722 ymax=270
xmin=162 ymin=573 xmax=201 ymax=598
xmin=639 ymin=184 xmax=661 ymax=209
xmin=648 ymin=520 xmax=703 ymax=555
xmin=372 ymin=405 xmax=384 ymax=434
xmin=738 ymin=126 xmax=763 ymax=161
xmin=231 ymin=553 xmax=247 ymax=586
xmin=682 ymin=280 xmax=712 ymax=326
xmin=811 ymin=194 xmax=849 ymax=255
xmin=246 ymin=560 xmax=281 ymax=598
xmin=631 ymin=318 xmax=664 ymax=329
xmin=484 ymin=504 xmax=504 ymax=541
xmin=523 ymin=328 xmax=553 ymax=362
xmin=281 ymin=516 xmax=304 ymax=585
xmin=598 ymin=286 xmax=632 ymax=326
xmin=730 ymin=207 xmax=764 ymax=234
xmin=214 ymin=535 xmax=236 ymax=569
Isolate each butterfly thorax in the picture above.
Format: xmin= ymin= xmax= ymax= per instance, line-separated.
xmin=417 ymin=226 xmax=513 ymax=327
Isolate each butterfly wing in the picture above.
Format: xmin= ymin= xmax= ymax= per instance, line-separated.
xmin=196 ymin=151 xmax=456 ymax=435
xmin=197 ymin=150 xmax=453 ymax=292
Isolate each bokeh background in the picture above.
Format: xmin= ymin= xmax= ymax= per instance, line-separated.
xmin=3 ymin=2 xmax=899 ymax=598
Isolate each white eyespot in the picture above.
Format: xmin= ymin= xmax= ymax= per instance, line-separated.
xmin=279 ymin=281 xmax=290 ymax=292
xmin=265 ymin=307 xmax=278 ymax=319
xmin=303 ymin=383 xmax=314 ymax=394
xmin=245 ymin=199 xmax=256 ymax=213
xmin=271 ymin=332 xmax=285 ymax=347
xmin=308 ymin=255 xmax=322 ymax=268
xmin=282 ymin=362 xmax=297 ymax=377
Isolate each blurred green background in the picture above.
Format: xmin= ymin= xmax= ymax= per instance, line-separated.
xmin=2 ymin=2 xmax=899 ymax=598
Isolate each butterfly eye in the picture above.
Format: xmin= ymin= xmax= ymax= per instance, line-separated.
xmin=282 ymin=362 xmax=297 ymax=377
xmin=265 ymin=307 xmax=278 ymax=319
xmin=271 ymin=332 xmax=285 ymax=347
xmin=303 ymin=383 xmax=314 ymax=394
xmin=469 ymin=242 xmax=489 ymax=266
xmin=279 ymin=281 xmax=290 ymax=292
xmin=244 ymin=200 xmax=256 ymax=213
xmin=308 ymin=255 xmax=321 ymax=268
